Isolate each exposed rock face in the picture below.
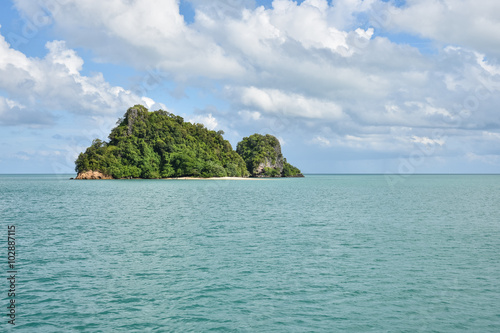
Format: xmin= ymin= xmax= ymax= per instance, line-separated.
xmin=264 ymin=143 xmax=285 ymax=173
xmin=75 ymin=170 xmax=113 ymax=180
xmin=254 ymin=151 xmax=284 ymax=176
xmin=126 ymin=108 xmax=139 ymax=136
xmin=126 ymin=107 xmax=147 ymax=136
xmin=236 ymin=134 xmax=290 ymax=177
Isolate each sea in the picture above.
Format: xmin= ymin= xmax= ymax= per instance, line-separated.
xmin=1 ymin=174 xmax=499 ymax=332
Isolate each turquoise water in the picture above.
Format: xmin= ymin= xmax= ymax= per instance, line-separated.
xmin=1 ymin=174 xmax=500 ymax=332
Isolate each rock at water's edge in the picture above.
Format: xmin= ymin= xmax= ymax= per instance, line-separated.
xmin=75 ymin=170 xmax=113 ymax=180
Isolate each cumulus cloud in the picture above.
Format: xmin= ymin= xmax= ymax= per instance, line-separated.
xmin=0 ymin=29 xmax=156 ymax=126
xmin=187 ymin=113 xmax=219 ymax=130
xmin=382 ymin=0 xmax=500 ymax=57
xmin=229 ymin=86 xmax=344 ymax=120
xmin=13 ymin=0 xmax=245 ymax=80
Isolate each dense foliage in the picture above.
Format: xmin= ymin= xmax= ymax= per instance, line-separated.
xmin=236 ymin=134 xmax=280 ymax=175
xmin=236 ymin=133 xmax=302 ymax=177
xmin=75 ymin=105 xmax=249 ymax=178
xmin=282 ymin=160 xmax=303 ymax=177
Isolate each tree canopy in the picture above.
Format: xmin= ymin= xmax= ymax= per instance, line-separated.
xmin=75 ymin=105 xmax=248 ymax=178
xmin=75 ymin=105 xmax=302 ymax=179
xmin=236 ymin=133 xmax=303 ymax=177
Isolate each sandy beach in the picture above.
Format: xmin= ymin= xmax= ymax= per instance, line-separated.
xmin=163 ymin=177 xmax=259 ymax=180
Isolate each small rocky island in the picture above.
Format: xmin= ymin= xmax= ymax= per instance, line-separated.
xmin=75 ymin=105 xmax=303 ymax=179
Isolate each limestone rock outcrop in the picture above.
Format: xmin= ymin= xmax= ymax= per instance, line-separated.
xmin=75 ymin=170 xmax=113 ymax=180
xmin=236 ymin=134 xmax=302 ymax=177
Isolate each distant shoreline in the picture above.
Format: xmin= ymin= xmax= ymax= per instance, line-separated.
xmin=70 ymin=176 xmax=301 ymax=180
xmin=73 ymin=170 xmax=304 ymax=180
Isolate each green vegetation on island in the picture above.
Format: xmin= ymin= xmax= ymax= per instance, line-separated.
xmin=236 ymin=134 xmax=303 ymax=177
xmin=75 ymin=105 xmax=303 ymax=179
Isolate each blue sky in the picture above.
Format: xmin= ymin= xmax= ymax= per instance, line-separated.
xmin=1 ymin=0 xmax=499 ymax=174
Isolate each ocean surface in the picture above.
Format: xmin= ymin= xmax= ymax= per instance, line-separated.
xmin=1 ymin=174 xmax=500 ymax=332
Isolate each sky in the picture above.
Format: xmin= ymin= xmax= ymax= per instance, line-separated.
xmin=0 ymin=0 xmax=499 ymax=174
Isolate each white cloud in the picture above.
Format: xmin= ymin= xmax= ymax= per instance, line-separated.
xmin=265 ymin=0 xmax=349 ymax=52
xmin=0 ymin=29 xmax=158 ymax=125
xmin=187 ymin=113 xmax=218 ymax=130
xmin=383 ymin=0 xmax=500 ymax=57
xmin=13 ymin=0 xmax=245 ymax=80
xmin=311 ymin=136 xmax=332 ymax=147
xmin=412 ymin=136 xmax=445 ymax=146
xmin=232 ymin=86 xmax=344 ymax=120
xmin=238 ymin=110 xmax=261 ymax=121
xmin=45 ymin=40 xmax=83 ymax=75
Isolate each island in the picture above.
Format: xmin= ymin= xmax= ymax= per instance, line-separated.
xmin=75 ymin=105 xmax=303 ymax=179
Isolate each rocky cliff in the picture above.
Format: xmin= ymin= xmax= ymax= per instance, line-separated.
xmin=75 ymin=170 xmax=113 ymax=179
xmin=236 ymin=134 xmax=303 ymax=177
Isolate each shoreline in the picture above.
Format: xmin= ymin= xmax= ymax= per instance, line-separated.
xmin=73 ymin=170 xmax=304 ymax=180
xmin=71 ymin=176 xmax=306 ymax=180
xmin=72 ymin=176 xmax=260 ymax=180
